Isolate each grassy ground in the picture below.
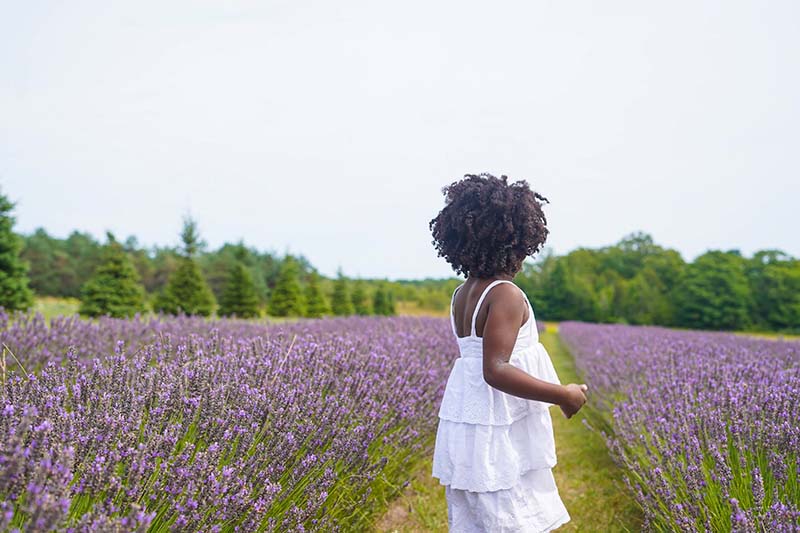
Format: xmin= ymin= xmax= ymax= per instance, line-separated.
xmin=31 ymin=297 xmax=449 ymax=321
xmin=734 ymin=330 xmax=800 ymax=341
xmin=541 ymin=326 xmax=642 ymax=532
xmin=33 ymin=296 xmax=81 ymax=320
xmin=395 ymin=301 xmax=448 ymax=318
xmin=29 ymin=297 xmax=318 ymax=325
xmin=375 ymin=324 xmax=642 ymax=532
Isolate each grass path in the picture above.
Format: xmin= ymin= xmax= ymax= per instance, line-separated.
xmin=375 ymin=326 xmax=642 ymax=532
xmin=540 ymin=328 xmax=642 ymax=532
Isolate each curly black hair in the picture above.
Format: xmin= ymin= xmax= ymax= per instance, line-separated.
xmin=429 ymin=173 xmax=549 ymax=278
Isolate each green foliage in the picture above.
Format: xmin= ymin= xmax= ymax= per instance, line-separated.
xmin=78 ymin=233 xmax=147 ymax=318
xmin=350 ymin=281 xmax=371 ymax=315
xmin=372 ymin=283 xmax=396 ymax=316
xmin=21 ymin=229 xmax=104 ymax=298
xmin=218 ymin=262 xmax=260 ymax=318
xmin=200 ymin=242 xmax=269 ymax=304
xmin=18 ymin=219 xmax=457 ymax=319
xmin=268 ymin=257 xmax=306 ymax=317
xmin=21 ymin=229 xmax=73 ymax=297
xmin=179 ymin=214 xmax=205 ymax=257
xmin=0 ymin=190 xmax=34 ymax=311
xmin=516 ymin=235 xmax=800 ymax=332
xmin=304 ymin=271 xmax=330 ymax=318
xmin=153 ymin=258 xmax=216 ymax=316
xmin=536 ymin=260 xmax=599 ymax=321
xmin=759 ymin=262 xmax=800 ymax=330
xmin=619 ymin=267 xmax=673 ymax=325
xmin=518 ymin=233 xmax=691 ymax=326
xmin=673 ymin=251 xmax=752 ymax=330
xmin=372 ymin=277 xmax=460 ymax=315
xmin=153 ymin=217 xmax=216 ymax=316
xmin=16 ymin=216 xmax=800 ymax=332
xmin=746 ymin=251 xmax=800 ymax=331
xmin=147 ymin=247 xmax=181 ymax=293
xmin=599 ymin=231 xmax=662 ymax=278
xmin=330 ymin=271 xmax=354 ymax=316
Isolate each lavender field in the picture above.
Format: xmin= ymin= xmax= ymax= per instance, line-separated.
xmin=559 ymin=322 xmax=800 ymax=532
xmin=0 ymin=311 xmax=456 ymax=532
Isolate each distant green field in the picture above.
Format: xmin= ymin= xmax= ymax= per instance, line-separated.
xmin=30 ymin=297 xmax=448 ymax=321
xmin=28 ymin=299 xmax=798 ymax=339
xmin=735 ymin=330 xmax=800 ymax=341
xmin=395 ymin=301 xmax=448 ymax=317
xmin=33 ymin=296 xmax=80 ymax=320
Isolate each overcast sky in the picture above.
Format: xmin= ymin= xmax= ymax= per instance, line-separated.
xmin=1 ymin=1 xmax=798 ymax=279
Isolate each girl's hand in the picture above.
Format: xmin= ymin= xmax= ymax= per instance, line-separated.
xmin=559 ymin=383 xmax=588 ymax=419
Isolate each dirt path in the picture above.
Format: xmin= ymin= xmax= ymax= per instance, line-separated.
xmin=375 ymin=326 xmax=642 ymax=532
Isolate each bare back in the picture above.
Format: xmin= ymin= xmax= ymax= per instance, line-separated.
xmin=451 ymin=279 xmax=530 ymax=339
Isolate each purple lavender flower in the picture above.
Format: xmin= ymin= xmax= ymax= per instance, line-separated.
xmin=1 ymin=313 xmax=457 ymax=531
xmin=560 ymin=321 xmax=800 ymax=531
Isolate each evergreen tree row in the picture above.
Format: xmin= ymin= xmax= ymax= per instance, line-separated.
xmin=76 ymin=219 xmax=398 ymax=319
xmin=0 ymin=185 xmax=402 ymax=319
xmin=18 ymin=219 xmax=450 ymax=315
xmin=267 ymin=263 xmax=395 ymax=318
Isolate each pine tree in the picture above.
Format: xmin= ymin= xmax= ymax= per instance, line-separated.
xmin=268 ymin=256 xmax=306 ymax=317
xmin=0 ymin=190 xmax=34 ymax=311
xmin=372 ymin=283 xmax=396 ymax=316
xmin=386 ymin=286 xmax=397 ymax=315
xmin=350 ymin=281 xmax=371 ymax=315
xmin=218 ymin=262 xmax=260 ymax=318
xmin=79 ymin=233 xmax=147 ymax=318
xmin=330 ymin=270 xmax=354 ymax=316
xmin=179 ymin=216 xmax=204 ymax=256
xmin=153 ymin=215 xmax=216 ymax=316
xmin=304 ymin=271 xmax=330 ymax=318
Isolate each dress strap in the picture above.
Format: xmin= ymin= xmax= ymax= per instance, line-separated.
xmin=449 ymin=283 xmax=464 ymax=336
xmin=520 ymin=289 xmax=537 ymax=337
xmin=470 ymin=280 xmax=515 ymax=337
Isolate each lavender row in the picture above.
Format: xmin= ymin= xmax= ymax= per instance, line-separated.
xmin=0 ymin=311 xmax=292 ymax=371
xmin=0 ymin=314 xmax=456 ymax=531
xmin=559 ymin=322 xmax=800 ymax=531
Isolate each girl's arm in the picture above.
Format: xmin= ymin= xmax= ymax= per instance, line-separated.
xmin=480 ymin=283 xmax=587 ymax=418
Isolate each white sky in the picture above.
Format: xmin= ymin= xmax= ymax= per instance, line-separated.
xmin=1 ymin=1 xmax=798 ymax=279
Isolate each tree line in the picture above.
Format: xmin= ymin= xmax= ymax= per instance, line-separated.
xmin=2 ymin=185 xmax=797 ymax=331
xmin=515 ymin=232 xmax=800 ymax=333
xmin=47 ymin=216 xmax=400 ymax=319
xmin=0 ymin=188 xmax=416 ymax=318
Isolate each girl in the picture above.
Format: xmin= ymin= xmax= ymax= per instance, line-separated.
xmin=429 ymin=173 xmax=588 ymax=532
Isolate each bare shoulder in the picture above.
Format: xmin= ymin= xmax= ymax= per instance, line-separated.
xmin=485 ymin=282 xmax=525 ymax=314
xmin=489 ymin=281 xmax=521 ymax=297
xmin=477 ymin=281 xmax=528 ymax=337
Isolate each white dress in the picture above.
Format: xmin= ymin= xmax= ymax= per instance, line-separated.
xmin=431 ymin=280 xmax=570 ymax=532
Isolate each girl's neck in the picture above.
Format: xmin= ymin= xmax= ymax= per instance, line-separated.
xmin=466 ymin=272 xmax=515 ymax=282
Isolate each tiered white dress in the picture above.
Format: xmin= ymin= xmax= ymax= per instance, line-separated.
xmin=431 ymin=280 xmax=570 ymax=532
